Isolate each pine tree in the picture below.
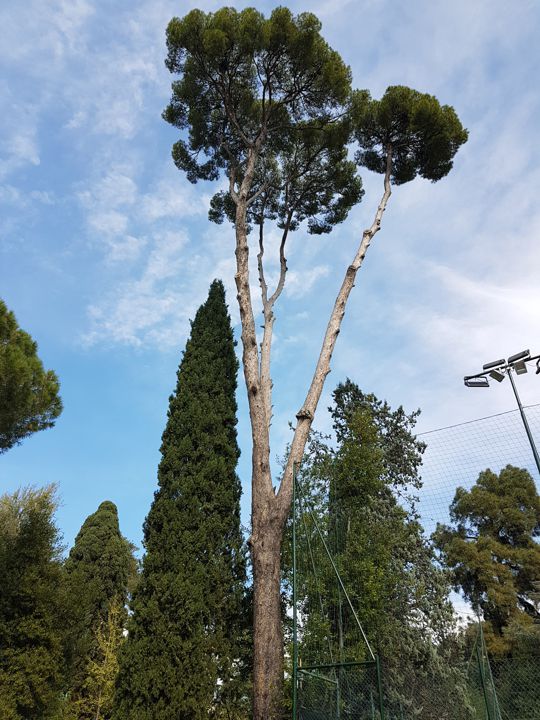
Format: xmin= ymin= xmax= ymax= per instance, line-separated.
xmin=435 ymin=464 xmax=540 ymax=656
xmin=0 ymin=299 xmax=62 ymax=453
xmin=113 ymin=280 xmax=247 ymax=720
xmin=63 ymin=501 xmax=137 ymax=709
xmin=0 ymin=486 xmax=65 ymax=719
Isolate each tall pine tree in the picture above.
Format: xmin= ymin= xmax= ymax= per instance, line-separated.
xmin=63 ymin=501 xmax=137 ymax=710
xmin=113 ymin=280 xmax=247 ymax=720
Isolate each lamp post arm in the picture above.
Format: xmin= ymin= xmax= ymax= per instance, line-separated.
xmin=507 ymin=369 xmax=540 ymax=477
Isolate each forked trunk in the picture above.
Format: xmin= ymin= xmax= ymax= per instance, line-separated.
xmin=234 ymin=149 xmax=393 ymax=720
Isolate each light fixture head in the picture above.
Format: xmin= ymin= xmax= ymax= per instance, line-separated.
xmin=464 ymin=376 xmax=490 ymax=388
xmin=489 ymin=369 xmax=505 ymax=382
xmin=508 ymin=349 xmax=530 ymax=364
xmin=483 ymin=359 xmax=506 ymax=371
xmin=514 ymin=360 xmax=528 ymax=375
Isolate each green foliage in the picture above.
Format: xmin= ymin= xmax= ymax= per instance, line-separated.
xmin=64 ymin=501 xmax=137 ymax=707
xmin=0 ymin=299 xmax=62 ymax=453
xmin=61 ymin=599 xmax=125 ymax=720
xmin=351 ymin=85 xmax=468 ymax=184
xmin=113 ymin=280 xmax=248 ymax=720
xmin=435 ymin=464 xmax=540 ymax=656
xmin=0 ymin=486 xmax=65 ymax=719
xmin=164 ymin=7 xmax=362 ymax=236
xmin=294 ymin=381 xmax=468 ymax=718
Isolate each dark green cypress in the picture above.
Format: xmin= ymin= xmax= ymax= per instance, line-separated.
xmin=113 ymin=280 xmax=247 ymax=720
xmin=64 ymin=501 xmax=137 ymax=702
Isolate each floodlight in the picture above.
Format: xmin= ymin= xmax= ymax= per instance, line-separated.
xmin=489 ymin=370 xmax=505 ymax=382
xmin=464 ymin=376 xmax=490 ymax=388
xmin=482 ymin=359 xmax=505 ymax=371
xmin=508 ymin=349 xmax=530 ymax=364
xmin=514 ymin=361 xmax=528 ymax=375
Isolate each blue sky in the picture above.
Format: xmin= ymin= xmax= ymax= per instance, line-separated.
xmin=2 ymin=0 xmax=540 ymax=553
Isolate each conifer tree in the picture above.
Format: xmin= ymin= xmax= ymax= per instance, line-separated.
xmin=0 ymin=486 xmax=65 ymax=719
xmin=293 ymin=382 xmax=468 ymax=719
xmin=435 ymin=464 xmax=540 ymax=655
xmin=64 ymin=501 xmax=137 ymax=708
xmin=113 ymin=280 xmax=247 ymax=720
xmin=0 ymin=299 xmax=62 ymax=453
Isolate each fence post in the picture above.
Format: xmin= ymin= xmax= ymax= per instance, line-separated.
xmin=376 ymin=655 xmax=385 ymax=720
xmin=476 ymin=641 xmax=493 ymax=720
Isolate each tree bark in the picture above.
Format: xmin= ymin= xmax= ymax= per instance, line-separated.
xmin=251 ymin=505 xmax=285 ymax=720
xmin=233 ymin=142 xmax=393 ymax=720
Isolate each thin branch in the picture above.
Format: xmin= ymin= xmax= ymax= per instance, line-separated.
xmin=259 ymin=211 xmax=292 ymax=434
xmin=257 ymin=213 xmax=269 ymax=306
xmin=229 ymin=167 xmax=239 ymax=205
xmin=268 ymin=211 xmax=291 ymax=308
xmin=276 ymin=145 xmax=394 ymax=519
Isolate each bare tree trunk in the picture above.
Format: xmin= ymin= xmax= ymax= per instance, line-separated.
xmin=251 ymin=499 xmax=285 ymax=720
xmin=233 ymin=143 xmax=393 ymax=720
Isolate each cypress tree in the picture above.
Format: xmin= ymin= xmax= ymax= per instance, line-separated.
xmin=64 ymin=501 xmax=137 ymax=708
xmin=0 ymin=486 xmax=65 ymax=719
xmin=113 ymin=279 xmax=247 ymax=720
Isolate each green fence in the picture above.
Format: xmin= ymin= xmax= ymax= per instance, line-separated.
xmin=298 ymin=662 xmax=384 ymax=720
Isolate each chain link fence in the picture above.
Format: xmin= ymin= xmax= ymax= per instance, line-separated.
xmin=298 ymin=662 xmax=383 ymax=720
xmin=292 ymin=405 xmax=540 ymax=719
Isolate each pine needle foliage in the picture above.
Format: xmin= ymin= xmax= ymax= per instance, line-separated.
xmin=435 ymin=464 xmax=540 ymax=655
xmin=0 ymin=299 xmax=62 ymax=453
xmin=113 ymin=280 xmax=247 ymax=720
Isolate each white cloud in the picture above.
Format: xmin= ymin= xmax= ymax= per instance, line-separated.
xmin=285 ymin=265 xmax=331 ymax=299
xmin=106 ymin=235 xmax=147 ymax=264
xmin=140 ymin=177 xmax=208 ymax=221
xmin=0 ymin=117 xmax=40 ymax=180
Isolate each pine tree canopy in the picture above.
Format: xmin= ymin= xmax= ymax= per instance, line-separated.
xmin=434 ymin=464 xmax=540 ymax=654
xmin=163 ymin=7 xmax=363 ymax=238
xmin=0 ymin=486 xmax=65 ymax=719
xmin=0 ymin=299 xmax=62 ymax=453
xmin=351 ymin=85 xmax=468 ymax=185
xmin=113 ymin=279 xmax=247 ymax=720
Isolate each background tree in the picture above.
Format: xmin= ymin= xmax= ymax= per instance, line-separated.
xmin=113 ymin=280 xmax=247 ymax=720
xmin=434 ymin=464 xmax=540 ymax=656
xmin=0 ymin=486 xmax=65 ymax=719
xmin=0 ymin=299 xmax=62 ymax=453
xmin=63 ymin=501 xmax=137 ymax=711
xmin=64 ymin=598 xmax=125 ymax=720
xmin=163 ymin=8 xmax=467 ymax=717
xmin=294 ymin=382 xmax=470 ymax=718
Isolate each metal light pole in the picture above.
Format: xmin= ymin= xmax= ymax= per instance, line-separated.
xmin=464 ymin=349 xmax=540 ymax=477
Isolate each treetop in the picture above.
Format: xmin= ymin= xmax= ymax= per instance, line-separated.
xmin=163 ymin=6 xmax=352 ymax=183
xmin=352 ymin=85 xmax=468 ymax=184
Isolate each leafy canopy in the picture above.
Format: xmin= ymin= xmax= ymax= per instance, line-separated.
xmin=0 ymin=486 xmax=65 ymax=720
xmin=434 ymin=464 xmax=540 ymax=653
xmin=292 ymin=383 xmax=467 ymax=719
xmin=164 ymin=7 xmax=363 ymax=235
xmin=0 ymin=299 xmax=62 ymax=453
xmin=351 ymin=85 xmax=468 ymax=184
